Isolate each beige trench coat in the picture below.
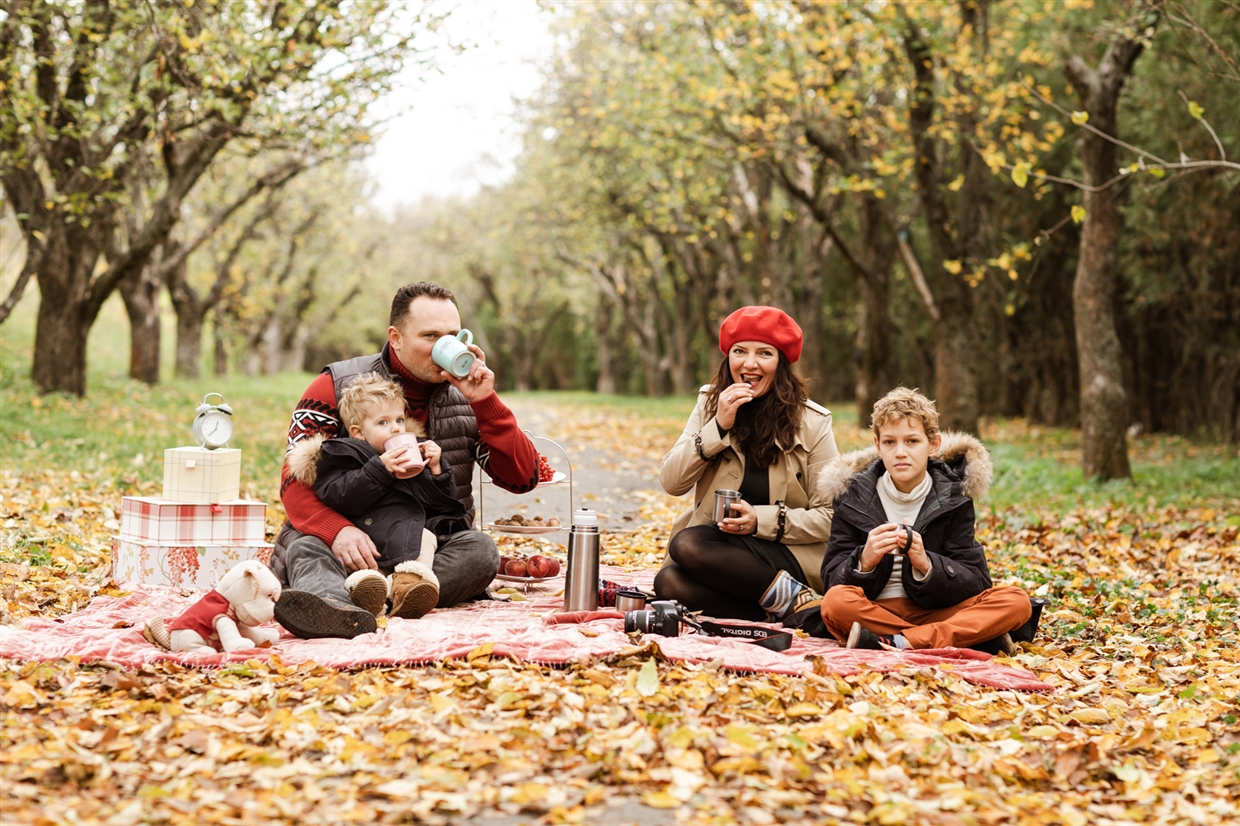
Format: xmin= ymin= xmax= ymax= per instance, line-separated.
xmin=659 ymin=388 xmax=841 ymax=592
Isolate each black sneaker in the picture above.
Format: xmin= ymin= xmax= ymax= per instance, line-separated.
xmin=846 ymin=621 xmax=897 ymax=650
xmin=275 ymin=590 xmax=378 ymax=640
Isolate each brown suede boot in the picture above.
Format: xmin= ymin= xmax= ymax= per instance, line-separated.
xmin=346 ymin=570 xmax=388 ymax=617
xmin=388 ymin=560 xmax=440 ymax=620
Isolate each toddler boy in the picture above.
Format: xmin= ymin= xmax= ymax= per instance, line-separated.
xmin=819 ymin=387 xmax=1031 ymax=653
xmin=286 ymin=373 xmax=468 ymax=620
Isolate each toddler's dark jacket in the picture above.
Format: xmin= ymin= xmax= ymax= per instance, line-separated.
xmin=286 ymin=434 xmax=468 ymax=568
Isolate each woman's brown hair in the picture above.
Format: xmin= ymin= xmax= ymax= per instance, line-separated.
xmin=704 ymin=353 xmax=808 ymax=468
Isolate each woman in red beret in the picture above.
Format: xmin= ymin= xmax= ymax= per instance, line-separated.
xmin=654 ymin=306 xmax=841 ymax=625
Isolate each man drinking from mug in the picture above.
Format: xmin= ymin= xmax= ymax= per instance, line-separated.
xmin=269 ymin=282 xmax=540 ymax=639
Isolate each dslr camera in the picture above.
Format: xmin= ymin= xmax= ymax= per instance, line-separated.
xmin=623 ymin=599 xmax=684 ymax=637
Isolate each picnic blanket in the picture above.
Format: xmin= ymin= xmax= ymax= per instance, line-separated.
xmin=0 ymin=570 xmax=1051 ymax=691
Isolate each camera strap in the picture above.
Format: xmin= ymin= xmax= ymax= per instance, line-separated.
xmin=686 ymin=617 xmax=794 ymax=652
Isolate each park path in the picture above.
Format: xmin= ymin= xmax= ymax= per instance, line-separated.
xmin=475 ymin=398 xmax=684 ymax=533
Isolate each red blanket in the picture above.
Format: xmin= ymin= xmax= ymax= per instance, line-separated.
xmin=0 ymin=572 xmax=1050 ymax=691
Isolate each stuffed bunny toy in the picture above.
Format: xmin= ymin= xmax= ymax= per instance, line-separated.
xmin=143 ymin=560 xmax=283 ymax=654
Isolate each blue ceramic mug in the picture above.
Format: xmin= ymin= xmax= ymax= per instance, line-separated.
xmin=431 ymin=329 xmax=476 ymax=378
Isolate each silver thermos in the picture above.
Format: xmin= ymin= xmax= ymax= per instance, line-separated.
xmin=563 ymin=508 xmax=600 ymax=611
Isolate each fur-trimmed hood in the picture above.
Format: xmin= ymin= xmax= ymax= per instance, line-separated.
xmin=286 ymin=433 xmax=329 ymax=487
xmin=817 ymin=431 xmax=993 ymax=504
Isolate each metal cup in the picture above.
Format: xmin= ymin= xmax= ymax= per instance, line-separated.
xmin=615 ymin=590 xmax=646 ymax=613
xmin=713 ymin=489 xmax=742 ymax=523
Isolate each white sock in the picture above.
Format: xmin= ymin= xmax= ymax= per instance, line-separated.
xmin=893 ymin=635 xmax=911 ymax=650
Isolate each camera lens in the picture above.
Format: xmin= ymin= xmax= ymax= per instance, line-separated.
xmin=624 ymin=610 xmax=653 ymax=633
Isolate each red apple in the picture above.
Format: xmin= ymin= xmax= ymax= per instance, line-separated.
xmin=505 ymin=558 xmax=528 ymax=577
xmin=526 ymin=555 xmax=552 ymax=578
xmin=546 ymin=557 xmax=561 ymax=577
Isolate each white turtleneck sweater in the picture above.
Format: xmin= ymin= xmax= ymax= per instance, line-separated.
xmin=863 ymin=470 xmax=933 ymax=600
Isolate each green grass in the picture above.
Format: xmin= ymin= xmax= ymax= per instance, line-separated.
xmin=0 ymin=369 xmax=310 ymax=503
xmin=984 ymin=427 xmax=1239 ymax=516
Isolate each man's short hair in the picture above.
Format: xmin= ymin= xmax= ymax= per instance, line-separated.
xmin=871 ymin=386 xmax=940 ymax=439
xmin=338 ymin=373 xmax=406 ymax=430
xmin=390 ymin=282 xmax=458 ymax=329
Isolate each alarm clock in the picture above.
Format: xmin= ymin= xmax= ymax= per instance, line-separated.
xmin=192 ymin=392 xmax=234 ymax=449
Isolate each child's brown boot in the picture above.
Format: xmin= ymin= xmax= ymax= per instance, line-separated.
xmin=388 ymin=561 xmax=440 ymax=620
xmin=346 ymin=570 xmax=388 ymax=617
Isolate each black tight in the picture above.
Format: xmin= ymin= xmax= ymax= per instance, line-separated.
xmin=652 ymin=526 xmax=779 ymax=620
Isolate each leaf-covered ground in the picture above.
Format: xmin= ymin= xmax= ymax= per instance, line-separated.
xmin=2 ymin=389 xmax=1239 ymax=824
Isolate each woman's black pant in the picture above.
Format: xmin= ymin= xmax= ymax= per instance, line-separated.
xmin=652 ymin=525 xmax=805 ymax=620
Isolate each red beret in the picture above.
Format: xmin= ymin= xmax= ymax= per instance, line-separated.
xmin=718 ymin=306 xmax=803 ymax=364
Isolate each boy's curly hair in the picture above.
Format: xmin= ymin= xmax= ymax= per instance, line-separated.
xmin=871 ymin=386 xmax=940 ymax=439
xmin=338 ymin=373 xmax=407 ymax=431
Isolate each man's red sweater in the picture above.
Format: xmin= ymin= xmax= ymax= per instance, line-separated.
xmin=280 ymin=354 xmax=537 ymax=545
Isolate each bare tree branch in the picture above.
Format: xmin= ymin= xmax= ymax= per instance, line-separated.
xmin=1023 ymin=82 xmax=1240 ymax=181
xmin=1177 ymin=89 xmax=1227 ymax=160
xmin=157 ymin=158 xmax=309 ymax=277
xmin=895 ymin=230 xmax=941 ymax=322
xmin=0 ymin=248 xmax=40 ymax=325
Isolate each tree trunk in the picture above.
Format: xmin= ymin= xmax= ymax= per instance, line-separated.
xmin=1065 ymin=33 xmax=1147 ymax=479
xmin=175 ymin=305 xmax=204 ymax=380
xmin=262 ymin=316 xmax=283 ymax=376
xmin=794 ymin=216 xmax=827 ymax=400
xmin=32 ymin=292 xmax=90 ymax=396
xmin=30 ymin=226 xmax=99 ymax=396
xmin=513 ymin=319 xmax=534 ymax=391
xmin=901 ymin=12 xmax=984 ymax=434
xmin=637 ymin=291 xmax=665 ymax=396
xmin=120 ymin=264 xmax=162 ymax=384
xmin=854 ymin=196 xmax=895 ymax=424
xmin=168 ymin=246 xmax=207 ymax=380
xmin=213 ymin=318 xmax=228 ymax=377
xmin=665 ymin=281 xmax=696 ymax=395
xmin=595 ymin=296 xmax=617 ymax=394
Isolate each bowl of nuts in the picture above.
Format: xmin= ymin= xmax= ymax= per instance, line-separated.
xmin=486 ymin=513 xmax=563 ymax=534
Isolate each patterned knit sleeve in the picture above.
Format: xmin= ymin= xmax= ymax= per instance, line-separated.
xmin=286 ymin=372 xmax=342 ymax=451
xmin=280 ymin=373 xmax=353 ymax=543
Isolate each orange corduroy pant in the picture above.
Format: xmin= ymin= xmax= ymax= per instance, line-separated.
xmin=821 ymin=584 xmax=1032 ymax=649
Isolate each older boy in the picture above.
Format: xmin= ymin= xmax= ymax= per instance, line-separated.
xmin=819 ymin=387 xmax=1031 ymax=653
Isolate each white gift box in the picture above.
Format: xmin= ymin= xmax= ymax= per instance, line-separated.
xmin=162 ymin=447 xmax=241 ymax=504
xmin=111 ymin=538 xmax=274 ymax=590
xmin=120 ymin=496 xmax=267 ymax=545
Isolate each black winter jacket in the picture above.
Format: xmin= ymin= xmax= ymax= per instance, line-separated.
xmin=819 ymin=433 xmax=995 ymax=609
xmin=287 ymin=435 xmax=469 ymax=569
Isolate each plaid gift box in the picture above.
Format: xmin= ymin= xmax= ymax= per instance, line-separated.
xmin=162 ymin=447 xmax=241 ymax=504
xmin=120 ymin=496 xmax=267 ymax=545
xmin=111 ymin=538 xmax=274 ymax=590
